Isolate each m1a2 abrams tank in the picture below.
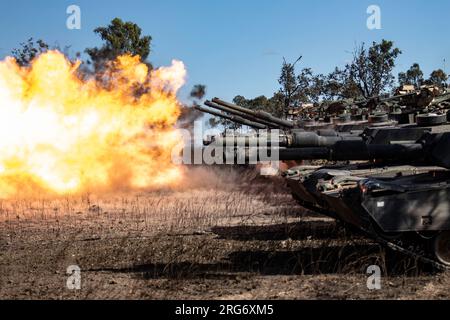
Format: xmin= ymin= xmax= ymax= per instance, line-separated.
xmin=211 ymin=110 xmax=450 ymax=269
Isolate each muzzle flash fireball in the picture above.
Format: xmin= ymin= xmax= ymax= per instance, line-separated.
xmin=0 ymin=51 xmax=186 ymax=198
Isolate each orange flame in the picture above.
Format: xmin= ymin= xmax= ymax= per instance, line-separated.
xmin=0 ymin=51 xmax=186 ymax=198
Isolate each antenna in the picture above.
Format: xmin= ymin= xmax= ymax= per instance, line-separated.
xmin=444 ymin=58 xmax=448 ymax=87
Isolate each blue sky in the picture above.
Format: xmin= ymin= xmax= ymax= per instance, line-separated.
xmin=1 ymin=0 xmax=450 ymax=102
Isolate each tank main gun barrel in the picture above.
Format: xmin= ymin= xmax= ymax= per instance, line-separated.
xmin=213 ymin=127 xmax=450 ymax=168
xmin=204 ymin=101 xmax=280 ymax=129
xmin=212 ymin=98 xmax=295 ymax=129
xmin=194 ymin=105 xmax=267 ymax=130
xmin=210 ymin=131 xmax=362 ymax=148
xmin=277 ymin=142 xmax=423 ymax=161
xmin=231 ymin=141 xmax=424 ymax=163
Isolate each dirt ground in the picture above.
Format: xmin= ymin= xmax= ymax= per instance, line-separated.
xmin=1 ymin=167 xmax=449 ymax=300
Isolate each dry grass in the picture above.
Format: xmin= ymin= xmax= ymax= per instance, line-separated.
xmin=0 ymin=166 xmax=449 ymax=299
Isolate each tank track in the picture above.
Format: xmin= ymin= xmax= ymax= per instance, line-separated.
xmin=359 ymin=226 xmax=449 ymax=271
xmin=295 ymin=198 xmax=449 ymax=270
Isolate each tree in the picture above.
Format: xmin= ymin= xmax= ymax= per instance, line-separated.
xmin=425 ymin=69 xmax=448 ymax=88
xmin=348 ymin=39 xmax=402 ymax=98
xmin=278 ymin=56 xmax=302 ymax=118
xmin=209 ymin=39 xmax=402 ymax=129
xmin=322 ymin=67 xmax=360 ymax=100
xmin=85 ymin=18 xmax=152 ymax=72
xmin=398 ymin=63 xmax=423 ymax=88
xmin=11 ymin=38 xmax=49 ymax=66
xmin=296 ymin=68 xmax=324 ymax=103
xmin=208 ymin=116 xmax=241 ymax=130
xmin=190 ymin=84 xmax=206 ymax=100
xmin=278 ymin=56 xmax=325 ymax=117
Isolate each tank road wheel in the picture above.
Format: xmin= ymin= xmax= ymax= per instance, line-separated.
xmin=433 ymin=231 xmax=450 ymax=266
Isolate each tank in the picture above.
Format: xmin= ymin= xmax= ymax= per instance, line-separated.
xmin=207 ymin=113 xmax=450 ymax=269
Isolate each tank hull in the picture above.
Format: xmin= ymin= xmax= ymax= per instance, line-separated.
xmin=286 ymin=164 xmax=450 ymax=267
